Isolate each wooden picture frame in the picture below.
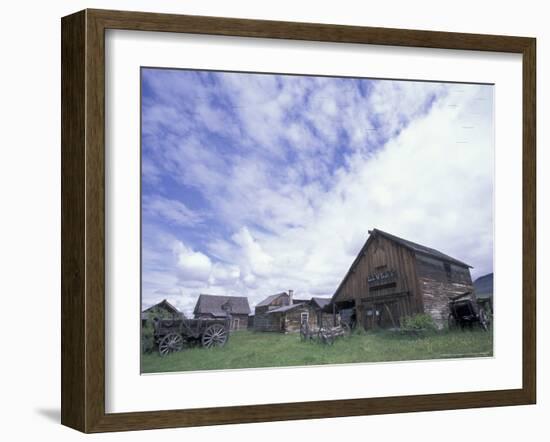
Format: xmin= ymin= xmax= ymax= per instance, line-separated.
xmin=61 ymin=8 xmax=536 ymax=433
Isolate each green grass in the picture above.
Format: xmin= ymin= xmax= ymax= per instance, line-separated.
xmin=141 ymin=328 xmax=493 ymax=374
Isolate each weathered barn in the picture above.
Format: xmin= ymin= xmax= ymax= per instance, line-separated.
xmin=253 ymin=291 xmax=332 ymax=332
xmin=193 ymin=294 xmax=251 ymax=331
xmin=141 ymin=299 xmax=183 ymax=326
xmin=329 ymin=229 xmax=476 ymax=329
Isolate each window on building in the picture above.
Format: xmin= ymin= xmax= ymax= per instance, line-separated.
xmin=300 ymin=312 xmax=309 ymax=324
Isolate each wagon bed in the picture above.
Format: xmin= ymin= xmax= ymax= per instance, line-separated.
xmin=153 ymin=317 xmax=230 ymax=356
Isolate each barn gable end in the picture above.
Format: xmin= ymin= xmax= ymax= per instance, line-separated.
xmin=330 ymin=229 xmax=475 ymax=329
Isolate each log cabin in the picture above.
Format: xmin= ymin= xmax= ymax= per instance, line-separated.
xmin=193 ymin=294 xmax=251 ymax=331
xmin=329 ymin=229 xmax=476 ymax=330
xmin=253 ymin=291 xmax=332 ymax=332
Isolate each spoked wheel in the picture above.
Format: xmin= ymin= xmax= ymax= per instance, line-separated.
xmin=341 ymin=322 xmax=351 ymax=337
xmin=201 ymin=324 xmax=228 ymax=348
xmin=318 ymin=328 xmax=335 ymax=345
xmin=158 ymin=333 xmax=184 ymax=356
xmin=479 ymin=309 xmax=490 ymax=331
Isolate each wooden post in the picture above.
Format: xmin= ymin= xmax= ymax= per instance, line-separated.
xmin=332 ymin=303 xmax=336 ymax=326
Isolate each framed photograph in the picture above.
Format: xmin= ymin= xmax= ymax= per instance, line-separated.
xmin=61 ymin=9 xmax=536 ymax=433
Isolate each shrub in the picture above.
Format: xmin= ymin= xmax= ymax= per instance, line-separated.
xmin=401 ymin=314 xmax=437 ymax=332
xmin=141 ymin=321 xmax=156 ymax=354
xmin=141 ymin=307 xmax=180 ymax=354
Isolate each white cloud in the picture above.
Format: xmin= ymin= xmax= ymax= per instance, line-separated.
xmin=209 ymin=262 xmax=241 ymax=285
xmin=174 ymin=241 xmax=212 ymax=282
xmin=143 ymin=195 xmax=203 ymax=226
xmin=231 ymin=227 xmax=274 ymax=277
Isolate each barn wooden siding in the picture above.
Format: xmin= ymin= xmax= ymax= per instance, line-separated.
xmin=416 ymin=255 xmax=475 ymax=328
xmin=334 ymin=234 xmax=422 ymax=327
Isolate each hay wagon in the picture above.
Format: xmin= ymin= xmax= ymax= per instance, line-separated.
xmin=153 ymin=317 xmax=230 ymax=356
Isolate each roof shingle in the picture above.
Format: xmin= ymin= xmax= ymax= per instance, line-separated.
xmin=193 ymin=294 xmax=251 ymax=316
xmin=256 ymin=292 xmax=288 ymax=307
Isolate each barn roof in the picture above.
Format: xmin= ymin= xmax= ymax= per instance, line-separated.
xmin=193 ymin=294 xmax=251 ymax=317
xmin=371 ymin=229 xmax=472 ymax=268
xmin=256 ymin=292 xmax=288 ymax=307
xmin=267 ymin=303 xmax=307 ymax=314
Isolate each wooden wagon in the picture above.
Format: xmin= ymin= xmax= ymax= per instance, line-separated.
xmin=153 ymin=317 xmax=230 ymax=356
xmin=300 ymin=321 xmax=351 ymax=345
xmin=448 ymin=292 xmax=490 ymax=331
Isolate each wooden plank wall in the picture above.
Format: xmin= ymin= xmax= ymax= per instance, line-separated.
xmin=360 ymin=292 xmax=415 ymax=328
xmin=284 ymin=305 xmax=318 ymax=332
xmin=334 ymin=235 xmax=421 ymax=325
xmin=253 ymin=313 xmax=282 ymax=332
xmin=229 ymin=314 xmax=249 ymax=330
xmin=416 ymin=255 xmax=475 ymax=328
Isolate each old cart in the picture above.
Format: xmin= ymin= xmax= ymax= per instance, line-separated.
xmin=153 ymin=317 xmax=230 ymax=356
xmin=300 ymin=321 xmax=351 ymax=345
xmin=448 ymin=292 xmax=490 ymax=331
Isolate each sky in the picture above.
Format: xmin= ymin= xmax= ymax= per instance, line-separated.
xmin=141 ymin=68 xmax=494 ymax=316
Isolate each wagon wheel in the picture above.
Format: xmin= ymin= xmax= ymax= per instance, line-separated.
xmin=158 ymin=333 xmax=184 ymax=356
xmin=341 ymin=322 xmax=352 ymax=337
xmin=318 ymin=328 xmax=335 ymax=345
xmin=479 ymin=309 xmax=490 ymax=331
xmin=323 ymin=332 xmax=335 ymax=346
xmin=448 ymin=313 xmax=458 ymax=331
xmin=201 ymin=324 xmax=228 ymax=348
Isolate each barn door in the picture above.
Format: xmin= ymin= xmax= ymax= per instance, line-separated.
xmin=364 ymin=306 xmax=376 ymax=330
xmin=378 ymin=302 xmax=399 ymax=328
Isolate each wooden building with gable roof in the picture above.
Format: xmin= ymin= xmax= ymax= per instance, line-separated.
xmin=141 ymin=299 xmax=184 ymax=326
xmin=193 ymin=294 xmax=251 ymax=331
xmin=329 ymin=229 xmax=476 ymax=329
xmin=253 ymin=291 xmax=332 ymax=332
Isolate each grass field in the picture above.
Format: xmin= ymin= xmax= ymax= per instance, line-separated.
xmin=141 ymin=329 xmax=493 ymax=374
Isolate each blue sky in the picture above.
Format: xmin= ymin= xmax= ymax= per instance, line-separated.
xmin=141 ymin=68 xmax=494 ymax=315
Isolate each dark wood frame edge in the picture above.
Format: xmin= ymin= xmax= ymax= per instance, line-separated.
xmin=61 ymin=8 xmax=536 ymax=433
